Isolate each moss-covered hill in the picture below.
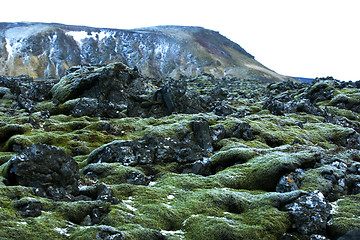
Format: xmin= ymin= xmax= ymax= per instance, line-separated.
xmin=0 ymin=64 xmax=360 ymax=239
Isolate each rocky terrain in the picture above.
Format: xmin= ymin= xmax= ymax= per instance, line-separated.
xmin=0 ymin=22 xmax=292 ymax=82
xmin=0 ymin=62 xmax=360 ymax=239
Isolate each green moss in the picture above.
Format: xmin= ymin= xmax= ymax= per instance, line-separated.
xmin=45 ymin=120 xmax=90 ymax=132
xmin=328 ymin=195 xmax=360 ymax=238
xmin=49 ymin=114 xmax=73 ymax=122
xmin=51 ymin=73 xmax=82 ymax=103
xmin=214 ymin=150 xmax=317 ymax=191
xmin=0 ymin=186 xmax=35 ymax=201
xmin=101 ymin=205 xmax=141 ymax=227
xmin=242 ymin=113 xmax=359 ymax=149
xmin=336 ymin=88 xmax=359 ymax=95
xmin=104 ymin=185 xmax=291 ymax=239
xmin=2 ymin=135 xmax=33 ymax=152
xmin=210 ymin=147 xmax=257 ymax=168
xmin=34 ymin=100 xmax=57 ymax=113
xmin=182 ymin=206 xmax=289 ymax=240
xmin=0 ymin=205 xmax=21 ymax=220
xmin=308 ymin=80 xmax=335 ymax=96
xmin=299 ymin=166 xmax=335 ymax=193
xmin=325 ymin=106 xmax=359 ymax=121
xmin=119 ymin=225 xmax=169 ymax=240
xmin=0 ymin=123 xmax=31 ymax=141
xmin=2 ymin=124 xmax=117 ymax=155
xmin=155 ymin=172 xmax=222 ymax=190
xmin=82 ymin=163 xmax=147 ymax=185
xmin=238 ymin=206 xmax=290 ymax=237
xmin=136 ymin=203 xmax=183 ymax=230
xmin=0 ymin=152 xmax=15 ymax=165
xmin=141 ymin=116 xmax=192 ymax=138
xmin=75 ymin=156 xmax=89 ymax=167
xmin=0 ymin=211 xmax=72 ymax=240
xmin=216 ymin=138 xmax=250 ymax=150
xmin=54 ymin=200 xmax=110 ymax=224
xmin=0 ymin=192 xmax=47 ymax=238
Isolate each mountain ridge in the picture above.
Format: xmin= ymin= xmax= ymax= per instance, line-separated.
xmin=0 ymin=22 xmax=293 ymax=81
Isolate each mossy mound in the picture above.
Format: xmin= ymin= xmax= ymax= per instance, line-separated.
xmin=328 ymin=195 xmax=360 ymax=238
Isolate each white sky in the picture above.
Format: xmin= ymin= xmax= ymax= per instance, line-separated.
xmin=1 ymin=0 xmax=359 ymax=80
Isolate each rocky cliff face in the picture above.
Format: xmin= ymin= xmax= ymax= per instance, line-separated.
xmin=0 ymin=22 xmax=291 ymax=81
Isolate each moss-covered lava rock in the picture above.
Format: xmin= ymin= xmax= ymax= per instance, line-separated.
xmin=1 ymin=64 xmax=360 ymax=239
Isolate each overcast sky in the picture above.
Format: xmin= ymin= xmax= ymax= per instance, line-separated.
xmin=1 ymin=0 xmax=359 ymax=81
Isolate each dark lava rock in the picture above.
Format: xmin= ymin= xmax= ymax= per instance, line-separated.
xmin=80 ymin=206 xmax=109 ymax=226
xmin=127 ymin=78 xmax=206 ymax=117
xmin=7 ymin=143 xmax=79 ymax=200
xmin=335 ymin=130 xmax=360 ymax=150
xmin=307 ymin=80 xmax=336 ymax=103
xmin=232 ymin=122 xmax=256 ymax=141
xmin=13 ymin=197 xmax=43 ymax=218
xmin=0 ymin=86 xmax=12 ymax=99
xmin=95 ymin=183 xmax=121 ymax=204
xmin=345 ymin=163 xmax=360 ymax=195
xmin=52 ymin=62 xmax=141 ymax=104
xmin=338 ymin=229 xmax=360 ymax=240
xmin=0 ymin=75 xmax=55 ymax=113
xmin=267 ymin=80 xmax=305 ymax=95
xmin=191 ymin=120 xmax=213 ymax=152
xmin=82 ymin=163 xmax=149 ymax=186
xmin=284 ymin=190 xmax=331 ymax=235
xmin=57 ymin=200 xmax=110 ymax=226
xmin=276 ymin=169 xmax=305 ymax=193
xmin=53 ymin=62 xmax=210 ymax=118
xmin=263 ymin=97 xmax=324 ymax=116
xmin=212 ymin=102 xmax=246 ymax=117
xmin=210 ymin=87 xmax=229 ymax=101
xmin=210 ymin=124 xmax=226 ymax=147
xmin=263 ymin=98 xmax=286 ymax=115
xmin=159 ymin=79 xmax=206 ymax=115
xmin=309 ymin=234 xmax=329 ymax=240
xmin=96 ymin=225 xmax=124 ymax=240
xmin=62 ymin=97 xmax=126 ymax=118
xmin=87 ymin=135 xmax=208 ymax=175
xmin=330 ymin=93 xmax=360 ymax=113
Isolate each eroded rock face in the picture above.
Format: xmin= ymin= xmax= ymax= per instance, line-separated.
xmin=7 ymin=143 xmax=79 ymax=200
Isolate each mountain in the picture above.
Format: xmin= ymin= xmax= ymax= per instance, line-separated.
xmin=0 ymin=22 xmax=292 ymax=81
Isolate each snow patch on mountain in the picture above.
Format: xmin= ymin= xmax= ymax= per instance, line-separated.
xmin=4 ymin=37 xmax=24 ymax=60
xmin=65 ymin=30 xmax=115 ymax=46
xmin=5 ymin=38 xmax=12 ymax=59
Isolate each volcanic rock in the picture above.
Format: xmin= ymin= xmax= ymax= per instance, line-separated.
xmin=13 ymin=197 xmax=43 ymax=218
xmin=284 ymin=191 xmax=331 ymax=235
xmin=5 ymin=143 xmax=79 ymax=200
xmin=51 ymin=62 xmax=141 ymax=104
